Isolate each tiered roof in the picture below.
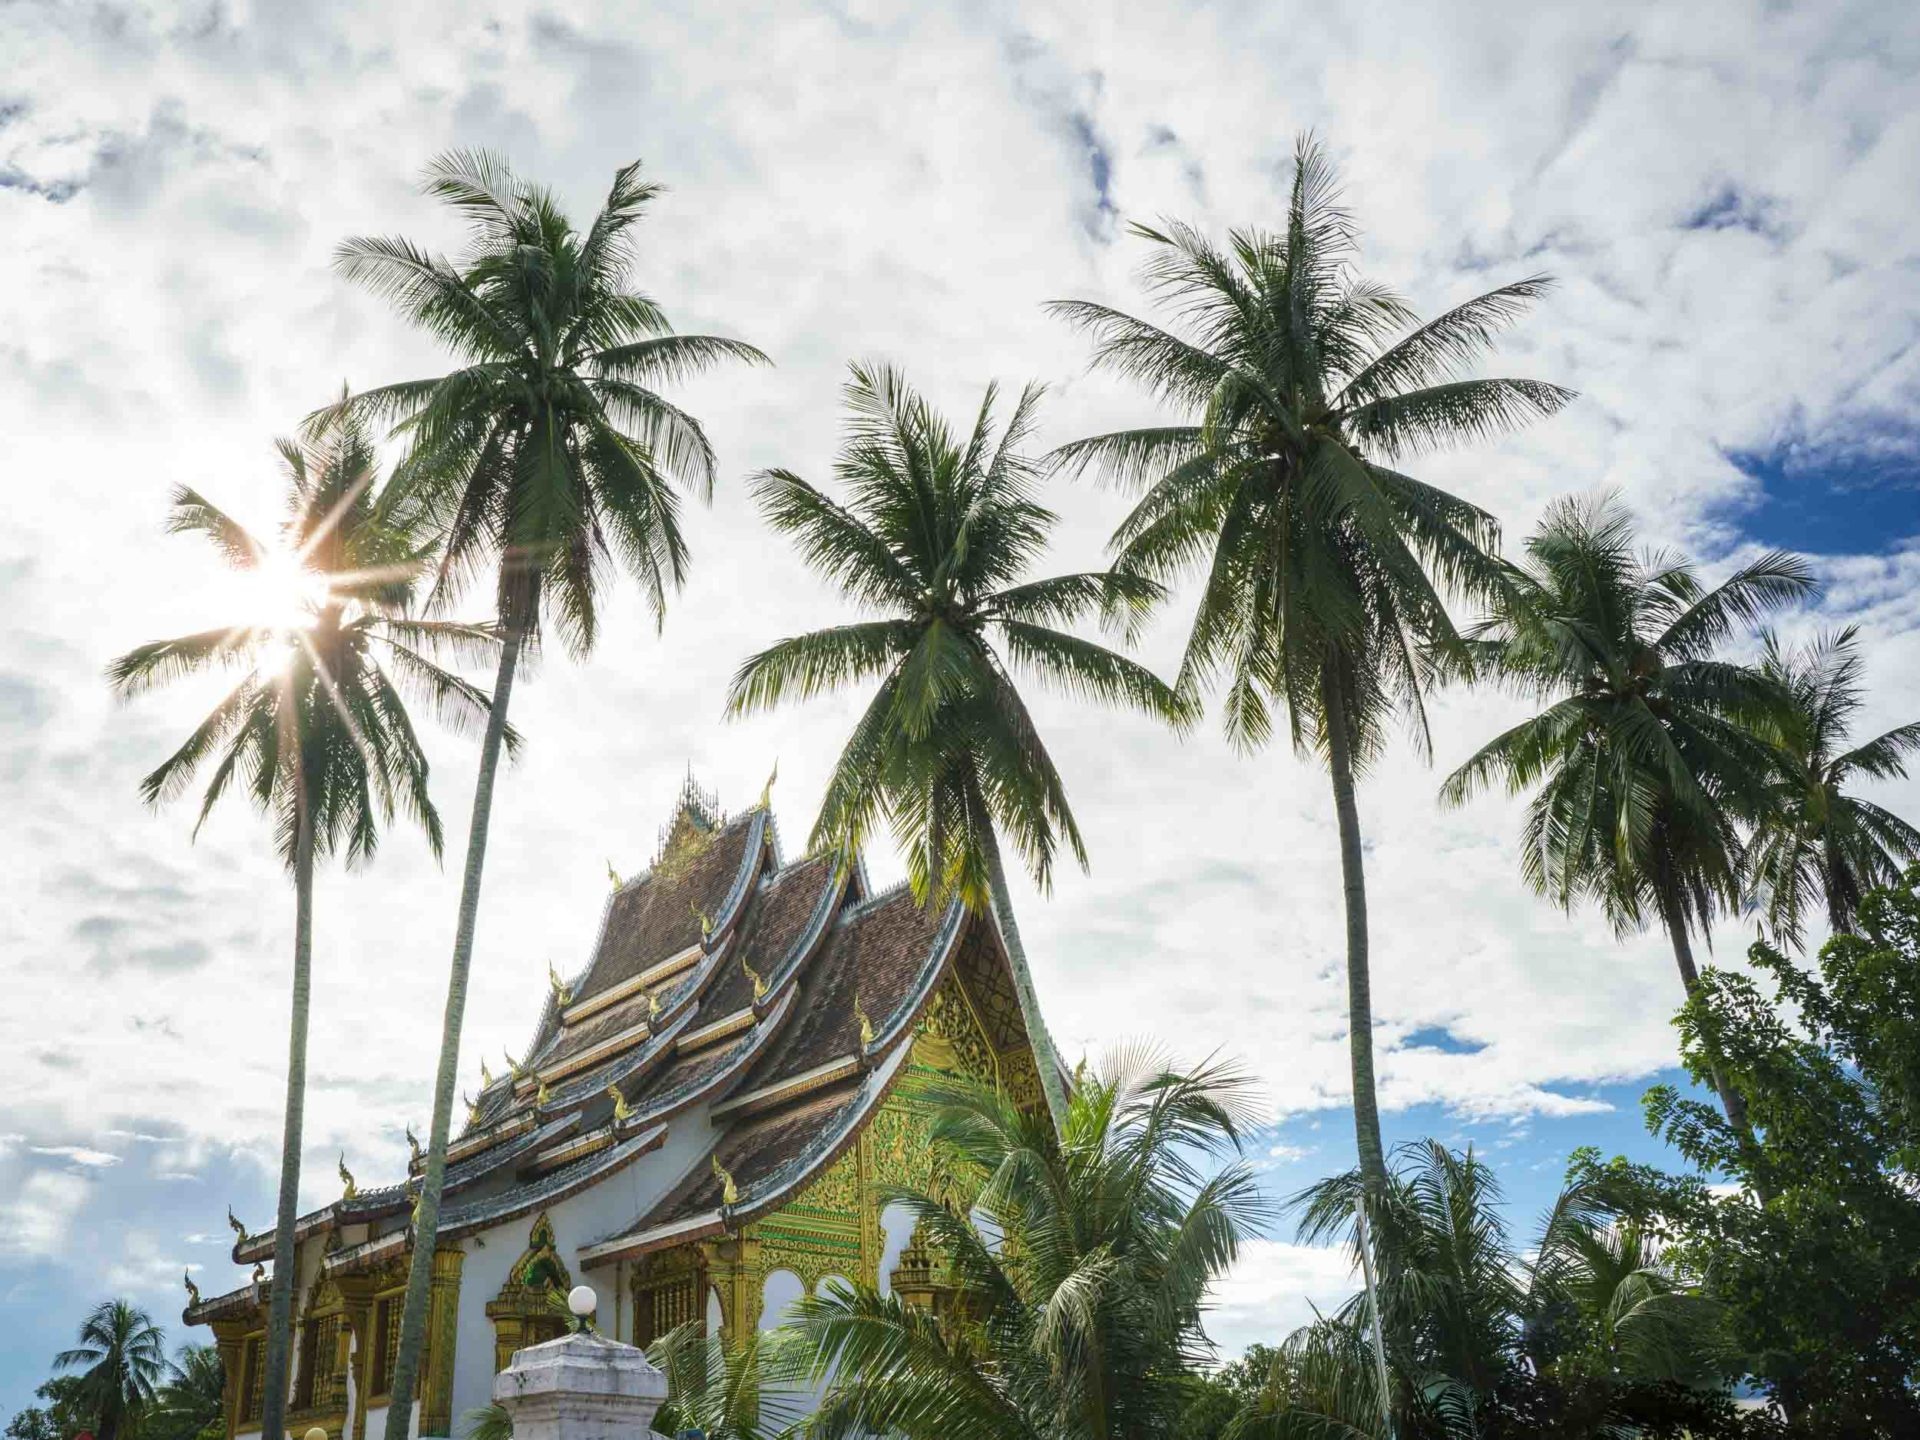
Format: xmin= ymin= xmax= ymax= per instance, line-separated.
xmin=189 ymin=778 xmax=1050 ymax=1321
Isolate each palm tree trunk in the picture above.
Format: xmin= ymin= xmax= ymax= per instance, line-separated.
xmin=1325 ymin=685 xmax=1388 ymax=1193
xmin=381 ymin=624 xmax=523 ymax=1440
xmin=1659 ymin=893 xmax=1755 ymax=1141
xmin=980 ymin=827 xmax=1071 ymax=1131
xmin=261 ymin=795 xmax=315 ymax=1440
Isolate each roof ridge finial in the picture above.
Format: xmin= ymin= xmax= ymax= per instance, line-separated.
xmin=183 ymin=1269 xmax=200 ymax=1307
xmin=758 ymin=759 xmax=779 ymax=810
xmin=606 ymin=1081 xmax=633 ymax=1125
xmin=548 ymin=961 xmax=573 ymax=1009
xmin=338 ymin=1152 xmax=357 ymax=1201
xmin=742 ymin=953 xmax=768 ymax=1002
xmin=712 ymin=1154 xmax=740 ymax=1207
xmin=855 ymin=991 xmax=875 ymax=1049
xmin=607 ymin=859 xmax=623 ymax=890
xmin=227 ymin=1206 xmax=249 ymax=1248
xmin=480 ymin=1058 xmax=495 ymax=1090
xmin=406 ymin=1124 xmax=424 ymax=1166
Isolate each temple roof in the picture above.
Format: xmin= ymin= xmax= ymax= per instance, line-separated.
xmin=216 ymin=777 xmax=1052 ymax=1291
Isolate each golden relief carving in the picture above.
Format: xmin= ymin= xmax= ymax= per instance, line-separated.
xmin=485 ymin=1214 xmax=570 ymax=1374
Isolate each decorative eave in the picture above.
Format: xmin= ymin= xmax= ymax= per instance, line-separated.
xmin=578 ymin=1042 xmax=912 ymax=1270
xmin=323 ymin=1122 xmax=671 ymax=1277
xmin=676 ymin=1004 xmax=757 ymax=1055
xmin=444 ymin=1108 xmax=540 ymax=1167
xmin=560 ymin=942 xmax=703 ymax=1026
xmin=708 ymin=1053 xmax=862 ymax=1123
xmin=184 ymin=1279 xmax=266 ymax=1327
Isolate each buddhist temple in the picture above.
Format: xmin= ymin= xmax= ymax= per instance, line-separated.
xmin=182 ymin=777 xmax=1058 ymax=1440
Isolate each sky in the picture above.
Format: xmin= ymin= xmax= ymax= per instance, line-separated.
xmin=4 ymin=0 xmax=1920 ymax=1413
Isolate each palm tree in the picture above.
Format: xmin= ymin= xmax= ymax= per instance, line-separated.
xmin=145 ymin=1345 xmax=226 ymax=1440
xmin=108 ymin=418 xmax=499 ymax=1440
xmin=726 ymin=362 xmax=1192 ymax=1125
xmin=331 ymin=151 xmax=766 ymax=1440
xmin=648 ymin=1324 xmax=809 ymax=1440
xmin=53 ymin=1301 xmax=168 ymax=1440
xmin=1049 ymin=135 xmax=1573 ymax=1188
xmin=1439 ymin=494 xmax=1814 ymax=1132
xmin=1264 ymin=1143 xmax=1736 ymax=1438
xmin=788 ymin=1054 xmax=1268 ymax=1440
xmin=1748 ymin=626 xmax=1920 ymax=947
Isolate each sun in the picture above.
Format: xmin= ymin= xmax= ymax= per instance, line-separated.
xmin=245 ymin=545 xmax=332 ymax=632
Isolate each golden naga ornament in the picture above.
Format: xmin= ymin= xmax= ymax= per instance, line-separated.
xmin=506 ymin=1049 xmax=532 ymax=1084
xmin=406 ymin=1124 xmax=424 ymax=1167
xmin=227 ymin=1206 xmax=249 ymax=1247
xmin=607 ymin=859 xmax=623 ymax=890
xmin=692 ymin=901 xmax=715 ymax=943
xmin=536 ymin=1078 xmax=552 ymax=1106
xmin=548 ymin=961 xmax=573 ymax=1009
xmin=646 ymin=990 xmax=663 ymax=1022
xmin=252 ymin=1261 xmax=266 ymax=1284
xmin=606 ymin=1082 xmax=633 ymax=1125
xmin=183 ymin=1269 xmax=200 ymax=1307
xmin=337 ymin=1152 xmax=358 ymax=1201
xmin=742 ymin=955 xmax=768 ymax=1003
xmin=712 ymin=1154 xmax=740 ymax=1207
xmin=855 ymin=992 xmax=875 ymax=1049
xmin=464 ymin=1090 xmax=482 ymax=1128
xmin=757 ymin=759 xmax=779 ymax=810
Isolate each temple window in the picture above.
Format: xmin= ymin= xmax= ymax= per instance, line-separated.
xmin=631 ymin=1247 xmax=707 ymax=1347
xmin=485 ymin=1213 xmax=573 ymax=1373
xmin=238 ymin=1335 xmax=265 ymax=1426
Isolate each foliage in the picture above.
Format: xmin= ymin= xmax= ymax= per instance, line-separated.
xmin=787 ymin=1053 xmax=1268 ymax=1439
xmin=1577 ymin=866 xmax=1920 ymax=1435
xmin=332 ymin=148 xmax=766 ymax=648
xmin=647 ymin=1324 xmax=809 ymax=1440
xmin=727 ymin=360 xmax=1189 ymax=908
xmin=5 ymin=1406 xmax=59 ymax=1440
xmin=141 ymin=1347 xmax=224 ymax=1440
xmin=1052 ymin=134 xmax=1570 ymax=1185
xmin=1255 ymin=1142 xmax=1748 ymax=1438
xmin=1747 ymin=626 xmax=1920 ymax=947
xmin=53 ymin=1301 xmax=168 ymax=1440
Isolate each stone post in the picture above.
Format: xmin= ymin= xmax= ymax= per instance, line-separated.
xmin=492 ymin=1332 xmax=669 ymax=1440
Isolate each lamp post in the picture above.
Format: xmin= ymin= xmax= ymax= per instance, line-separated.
xmin=565 ymin=1286 xmax=596 ymax=1334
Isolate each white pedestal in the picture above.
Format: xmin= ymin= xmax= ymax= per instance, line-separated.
xmin=491 ymin=1331 xmax=669 ymax=1440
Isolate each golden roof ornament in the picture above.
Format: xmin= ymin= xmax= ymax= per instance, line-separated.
xmin=855 ymin=992 xmax=875 ymax=1049
xmin=183 ymin=1269 xmax=200 ymax=1307
xmin=606 ymin=1082 xmax=633 ymax=1125
xmin=406 ymin=1124 xmax=424 ymax=1167
xmin=692 ymin=901 xmax=715 ymax=944
xmin=480 ymin=1058 xmax=495 ymax=1090
xmin=464 ymin=1090 xmax=481 ymax=1128
xmin=758 ymin=759 xmax=779 ymax=810
xmin=607 ymin=859 xmax=622 ymax=890
xmin=742 ymin=954 xmax=768 ymax=1003
xmin=337 ymin=1152 xmax=357 ymax=1201
xmin=548 ymin=961 xmax=573 ymax=1009
xmin=227 ymin=1206 xmax=249 ymax=1247
xmin=712 ymin=1154 xmax=739 ymax=1207
xmin=506 ymin=1049 xmax=531 ymax=1084
xmin=646 ymin=990 xmax=663 ymax=1022
xmin=536 ymin=1078 xmax=551 ymax=1106
xmin=252 ymin=1261 xmax=266 ymax=1284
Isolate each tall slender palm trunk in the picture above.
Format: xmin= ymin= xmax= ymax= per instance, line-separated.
xmin=261 ymin=798 xmax=315 ymax=1440
xmin=980 ymin=828 xmax=1071 ymax=1131
xmin=1325 ymin=688 xmax=1388 ymax=1193
xmin=381 ymin=625 xmax=524 ymax=1440
xmin=1658 ymin=889 xmax=1755 ymax=1144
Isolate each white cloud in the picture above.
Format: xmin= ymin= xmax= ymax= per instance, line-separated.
xmin=1205 ymin=1239 xmax=1358 ymax=1357
xmin=0 ymin=1172 xmax=93 ymax=1260
xmin=29 ymin=1145 xmax=122 ymax=1169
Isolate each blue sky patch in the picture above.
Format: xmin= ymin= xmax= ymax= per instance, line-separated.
xmin=1726 ymin=423 xmax=1920 ymax=555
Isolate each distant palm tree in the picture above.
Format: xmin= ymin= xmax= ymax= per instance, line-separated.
xmin=145 ymin=1345 xmax=225 ymax=1440
xmin=53 ymin=1301 xmax=168 ymax=1440
xmin=1440 ymin=493 xmax=1814 ymax=1132
xmin=331 ymin=151 xmax=765 ymax=1440
xmin=789 ymin=1055 xmax=1267 ymax=1440
xmin=727 ymin=363 xmax=1192 ymax=1125
xmin=648 ymin=1324 xmax=809 ymax=1440
xmin=1050 ymin=135 xmax=1573 ymax=1188
xmin=1748 ymin=626 xmax=1920 ymax=947
xmin=108 ymin=417 xmax=499 ymax=1440
xmin=1270 ymin=1142 xmax=1735 ymax=1438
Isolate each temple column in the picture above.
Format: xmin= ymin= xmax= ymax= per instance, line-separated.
xmin=210 ymin=1322 xmax=248 ymax=1440
xmin=420 ymin=1247 xmax=465 ymax=1438
xmin=337 ymin=1281 xmax=374 ymax=1440
xmin=697 ymin=1236 xmax=762 ymax=1346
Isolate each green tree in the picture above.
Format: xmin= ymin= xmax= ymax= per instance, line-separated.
xmin=648 ymin=1324 xmax=808 ymax=1440
xmin=143 ymin=1346 xmax=225 ymax=1440
xmin=726 ymin=362 xmax=1191 ymax=1126
xmin=52 ymin=1302 xmax=168 ymax=1440
xmin=1262 ymin=1143 xmax=1746 ymax=1439
xmin=1747 ymin=626 xmax=1920 ymax=947
xmin=1440 ymin=493 xmax=1813 ymax=1132
xmin=332 ymin=151 xmax=765 ymax=1440
xmin=788 ymin=1054 xmax=1268 ymax=1439
xmin=108 ymin=419 xmax=496 ymax=1440
xmin=1051 ymin=135 xmax=1572 ymax=1187
xmin=5 ymin=1408 xmax=59 ymax=1440
xmin=1580 ymin=866 xmax=1920 ymax=1434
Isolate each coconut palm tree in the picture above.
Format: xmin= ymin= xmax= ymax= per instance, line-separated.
xmin=53 ymin=1301 xmax=169 ymax=1440
xmin=647 ymin=1324 xmax=809 ymax=1440
xmin=330 ymin=151 xmax=766 ymax=1440
xmin=1748 ymin=626 xmax=1920 ymax=947
xmin=1265 ymin=1143 xmax=1737 ymax=1438
xmin=1049 ymin=135 xmax=1573 ymax=1188
xmin=788 ymin=1054 xmax=1268 ymax=1440
xmin=145 ymin=1345 xmax=227 ymax=1440
xmin=1439 ymin=494 xmax=1814 ymax=1133
xmin=726 ymin=362 xmax=1192 ymax=1125
xmin=108 ymin=418 xmax=500 ymax=1440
